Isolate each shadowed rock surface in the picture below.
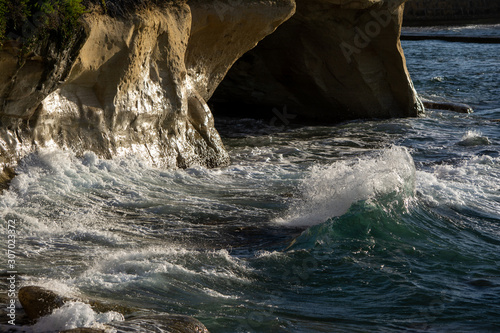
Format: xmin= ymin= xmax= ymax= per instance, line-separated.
xmin=211 ymin=0 xmax=423 ymax=123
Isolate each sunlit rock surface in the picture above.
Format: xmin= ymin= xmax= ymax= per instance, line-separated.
xmin=211 ymin=0 xmax=424 ymax=123
xmin=0 ymin=0 xmax=296 ymax=184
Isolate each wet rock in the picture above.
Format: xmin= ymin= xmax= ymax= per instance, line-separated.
xmin=212 ymin=0 xmax=423 ymax=123
xmin=0 ymin=165 xmax=15 ymax=193
xmin=18 ymin=286 xmax=70 ymax=321
xmin=87 ymin=299 xmax=137 ymax=316
xmin=421 ymin=98 xmax=473 ymax=113
xmin=458 ymin=135 xmax=490 ymax=147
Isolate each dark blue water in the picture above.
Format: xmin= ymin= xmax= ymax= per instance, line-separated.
xmin=1 ymin=25 xmax=499 ymax=332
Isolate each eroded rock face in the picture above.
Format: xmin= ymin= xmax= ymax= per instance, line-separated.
xmin=211 ymin=0 xmax=424 ymax=123
xmin=0 ymin=33 xmax=86 ymax=188
xmin=0 ymin=0 xmax=296 ymax=184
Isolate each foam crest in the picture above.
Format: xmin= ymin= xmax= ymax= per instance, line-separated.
xmin=33 ymin=301 xmax=123 ymax=332
xmin=278 ymin=146 xmax=416 ymax=227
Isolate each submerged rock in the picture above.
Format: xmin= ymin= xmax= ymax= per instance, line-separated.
xmin=211 ymin=0 xmax=424 ymax=123
xmin=421 ymin=98 xmax=473 ymax=113
xmin=466 ymin=279 xmax=495 ymax=288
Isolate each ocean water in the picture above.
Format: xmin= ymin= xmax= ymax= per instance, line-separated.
xmin=1 ymin=25 xmax=500 ymax=332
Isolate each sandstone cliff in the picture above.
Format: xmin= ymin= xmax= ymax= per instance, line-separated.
xmin=1 ymin=0 xmax=422 ymax=188
xmin=211 ymin=0 xmax=423 ymax=123
xmin=0 ymin=0 xmax=296 ymax=185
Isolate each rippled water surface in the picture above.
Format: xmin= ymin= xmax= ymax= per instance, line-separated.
xmin=1 ymin=25 xmax=500 ymax=332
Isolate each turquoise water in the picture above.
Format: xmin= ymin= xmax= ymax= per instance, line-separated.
xmin=1 ymin=26 xmax=500 ymax=332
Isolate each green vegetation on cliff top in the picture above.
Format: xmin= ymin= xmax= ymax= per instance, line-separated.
xmin=0 ymin=0 xmax=86 ymax=48
xmin=0 ymin=0 xmax=187 ymax=49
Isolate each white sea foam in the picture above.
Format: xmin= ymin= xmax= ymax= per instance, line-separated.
xmin=277 ymin=146 xmax=416 ymax=227
xmin=0 ymin=149 xmax=161 ymax=246
xmin=33 ymin=301 xmax=123 ymax=332
xmin=76 ymin=247 xmax=252 ymax=291
xmin=21 ymin=280 xmax=79 ymax=300
xmin=254 ymin=250 xmax=288 ymax=260
xmin=417 ymin=155 xmax=500 ymax=216
xmin=202 ymin=287 xmax=240 ymax=299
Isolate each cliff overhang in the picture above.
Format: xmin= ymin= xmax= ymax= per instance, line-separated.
xmin=0 ymin=0 xmax=422 ymax=188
